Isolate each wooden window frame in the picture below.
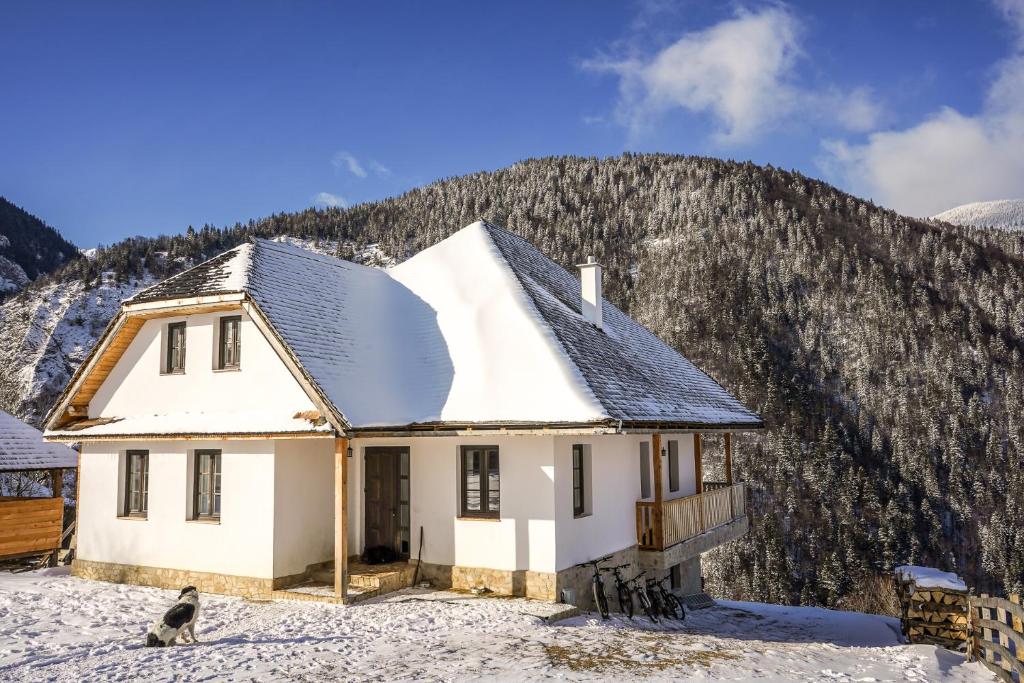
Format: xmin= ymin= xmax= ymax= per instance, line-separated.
xmin=193 ymin=450 xmax=222 ymax=521
xmin=218 ymin=315 xmax=241 ymax=370
xmin=668 ymin=440 xmax=680 ymax=493
xmin=165 ymin=321 xmax=186 ymax=374
xmin=459 ymin=445 xmax=499 ymax=519
xmin=572 ymin=444 xmax=586 ymax=518
xmin=122 ymin=450 xmax=149 ymax=518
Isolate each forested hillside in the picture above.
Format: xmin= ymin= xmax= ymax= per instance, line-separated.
xmin=2 ymin=154 xmax=1022 ymax=607
xmin=0 ymin=197 xmax=79 ymax=295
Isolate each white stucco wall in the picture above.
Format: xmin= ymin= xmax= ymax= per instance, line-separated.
xmin=351 ymin=435 xmax=559 ymax=574
xmin=552 ymin=434 xmax=644 ymax=571
xmin=273 ymin=439 xmax=334 ymax=578
xmin=77 ymin=439 xmax=277 ymax=578
xmin=88 ymin=309 xmax=316 ymax=418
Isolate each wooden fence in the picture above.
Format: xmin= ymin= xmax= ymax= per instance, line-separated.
xmin=0 ymin=497 xmax=65 ymax=559
xmin=968 ymin=593 xmax=1024 ymax=682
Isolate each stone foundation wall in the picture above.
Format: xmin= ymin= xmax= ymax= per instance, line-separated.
xmin=554 ymin=544 xmax=643 ymax=612
xmin=73 ymin=558 xmax=274 ymax=600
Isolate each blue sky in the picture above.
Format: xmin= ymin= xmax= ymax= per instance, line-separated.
xmin=2 ymin=1 xmax=1022 ymax=247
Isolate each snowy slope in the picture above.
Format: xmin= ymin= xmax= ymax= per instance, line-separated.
xmin=933 ymin=199 xmax=1024 ymax=231
xmin=0 ymin=569 xmax=992 ymax=682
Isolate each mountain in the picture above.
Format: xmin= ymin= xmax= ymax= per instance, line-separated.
xmin=2 ymin=154 xmax=1023 ymax=608
xmin=0 ymin=197 xmax=80 ymax=295
xmin=933 ymin=199 xmax=1024 ymax=231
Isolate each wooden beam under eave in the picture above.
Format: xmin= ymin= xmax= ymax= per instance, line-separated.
xmin=50 ymin=469 xmax=63 ymax=499
xmin=334 ymin=437 xmax=349 ymax=602
xmin=651 ymin=433 xmax=664 ymax=551
xmin=724 ymin=433 xmax=733 ymax=486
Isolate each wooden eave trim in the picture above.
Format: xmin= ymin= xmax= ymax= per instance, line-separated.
xmin=43 ymin=309 xmax=130 ymax=430
xmin=44 ymin=431 xmax=335 ymax=443
xmin=0 ymin=465 xmax=78 ymax=474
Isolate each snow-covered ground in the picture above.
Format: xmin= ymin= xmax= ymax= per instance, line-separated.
xmin=0 ymin=569 xmax=991 ymax=682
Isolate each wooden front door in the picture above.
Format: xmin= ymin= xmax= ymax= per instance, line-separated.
xmin=364 ymin=447 xmax=410 ymax=557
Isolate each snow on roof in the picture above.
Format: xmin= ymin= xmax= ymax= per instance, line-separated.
xmin=99 ymin=222 xmax=762 ymax=430
xmin=0 ymin=410 xmax=77 ymax=471
xmin=46 ymin=409 xmax=333 ymax=439
xmin=894 ymin=565 xmax=968 ymax=592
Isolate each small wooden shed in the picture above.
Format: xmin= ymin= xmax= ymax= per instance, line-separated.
xmin=0 ymin=410 xmax=77 ymax=561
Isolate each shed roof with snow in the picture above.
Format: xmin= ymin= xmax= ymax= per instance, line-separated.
xmin=0 ymin=410 xmax=77 ymax=471
xmin=46 ymin=222 xmax=762 ymax=436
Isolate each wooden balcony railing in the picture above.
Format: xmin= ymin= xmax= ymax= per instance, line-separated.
xmin=636 ymin=482 xmax=747 ymax=551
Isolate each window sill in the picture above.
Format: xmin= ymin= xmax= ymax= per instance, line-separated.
xmin=186 ymin=518 xmax=221 ymax=525
xmin=117 ymin=515 xmax=148 ymax=521
xmin=212 ymin=366 xmax=241 ymax=373
xmin=457 ymin=516 xmax=501 ymax=522
xmin=160 ymin=370 xmax=186 ymax=376
xmin=573 ymin=512 xmax=592 ymax=520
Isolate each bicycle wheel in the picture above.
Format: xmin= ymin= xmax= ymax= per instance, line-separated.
xmin=661 ymin=592 xmax=682 ymax=620
xmin=617 ymin=583 xmax=633 ymax=619
xmin=592 ymin=579 xmax=610 ymax=619
xmin=638 ymin=590 xmax=659 ymax=623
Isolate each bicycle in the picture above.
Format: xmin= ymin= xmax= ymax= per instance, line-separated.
xmin=629 ymin=570 xmax=660 ymax=623
xmin=605 ymin=563 xmax=634 ymax=618
xmin=574 ymin=555 xmax=613 ymax=619
xmin=647 ymin=575 xmax=685 ymax=621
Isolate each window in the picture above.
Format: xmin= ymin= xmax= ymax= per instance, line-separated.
xmin=123 ymin=450 xmax=149 ymax=517
xmin=639 ymin=442 xmax=652 ymax=499
xmin=460 ymin=446 xmax=499 ymax=518
xmin=572 ymin=444 xmax=587 ymax=517
xmin=166 ymin=322 xmax=186 ymax=373
xmin=218 ymin=316 xmax=241 ymax=369
xmin=668 ymin=440 xmax=680 ymax=493
xmin=193 ymin=450 xmax=222 ymax=520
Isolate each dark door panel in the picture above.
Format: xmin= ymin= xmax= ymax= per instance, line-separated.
xmin=364 ymin=447 xmax=410 ymax=558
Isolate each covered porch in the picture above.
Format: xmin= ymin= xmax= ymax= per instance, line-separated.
xmin=634 ymin=432 xmax=748 ymax=553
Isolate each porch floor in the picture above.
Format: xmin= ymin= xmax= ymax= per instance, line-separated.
xmin=272 ymin=559 xmax=416 ymax=604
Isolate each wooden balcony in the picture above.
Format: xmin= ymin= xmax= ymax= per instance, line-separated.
xmin=636 ymin=482 xmax=747 ymax=551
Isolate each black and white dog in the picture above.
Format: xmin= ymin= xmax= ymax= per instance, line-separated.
xmin=145 ymin=586 xmax=200 ymax=647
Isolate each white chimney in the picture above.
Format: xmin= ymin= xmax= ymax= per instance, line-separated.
xmin=578 ymin=256 xmax=603 ymax=329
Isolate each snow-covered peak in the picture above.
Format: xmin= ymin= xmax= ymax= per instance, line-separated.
xmin=932 ymin=199 xmax=1024 ymax=231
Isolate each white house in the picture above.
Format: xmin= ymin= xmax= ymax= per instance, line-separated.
xmin=44 ymin=221 xmax=762 ymax=606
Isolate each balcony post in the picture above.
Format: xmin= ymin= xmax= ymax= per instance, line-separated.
xmin=652 ymin=433 xmax=664 ymax=550
xmin=693 ymin=433 xmax=705 ymax=531
xmin=724 ymin=433 xmax=733 ymax=486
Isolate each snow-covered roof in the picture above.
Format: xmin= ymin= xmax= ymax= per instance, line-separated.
xmin=0 ymin=410 xmax=77 ymax=471
xmin=87 ymin=222 xmax=763 ymax=431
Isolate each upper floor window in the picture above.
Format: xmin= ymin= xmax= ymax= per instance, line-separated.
xmin=639 ymin=441 xmax=652 ymax=499
xmin=218 ymin=316 xmax=241 ymax=369
xmin=460 ymin=446 xmax=499 ymax=518
xmin=123 ymin=450 xmax=149 ymax=518
xmin=166 ymin=321 xmax=186 ymax=374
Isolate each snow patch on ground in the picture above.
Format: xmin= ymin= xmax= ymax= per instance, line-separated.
xmin=0 ymin=569 xmax=992 ymax=682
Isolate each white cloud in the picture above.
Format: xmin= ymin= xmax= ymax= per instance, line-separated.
xmin=368 ymin=160 xmax=391 ymax=177
xmin=584 ymin=6 xmax=880 ymax=143
xmin=332 ymin=151 xmax=367 ymax=178
xmin=822 ymin=0 xmax=1024 ymax=217
xmin=313 ymin=192 xmax=348 ymax=208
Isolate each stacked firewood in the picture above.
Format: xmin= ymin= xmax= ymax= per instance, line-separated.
xmin=894 ymin=572 xmax=970 ymax=649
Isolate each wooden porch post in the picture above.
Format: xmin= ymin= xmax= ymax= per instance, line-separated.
xmin=724 ymin=433 xmax=733 ymax=486
xmin=334 ymin=437 xmax=349 ymax=602
xmin=50 ymin=469 xmax=63 ymax=498
xmin=651 ymin=433 xmax=664 ymax=550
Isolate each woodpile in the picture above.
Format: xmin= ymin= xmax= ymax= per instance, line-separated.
xmin=894 ymin=574 xmax=970 ymax=650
